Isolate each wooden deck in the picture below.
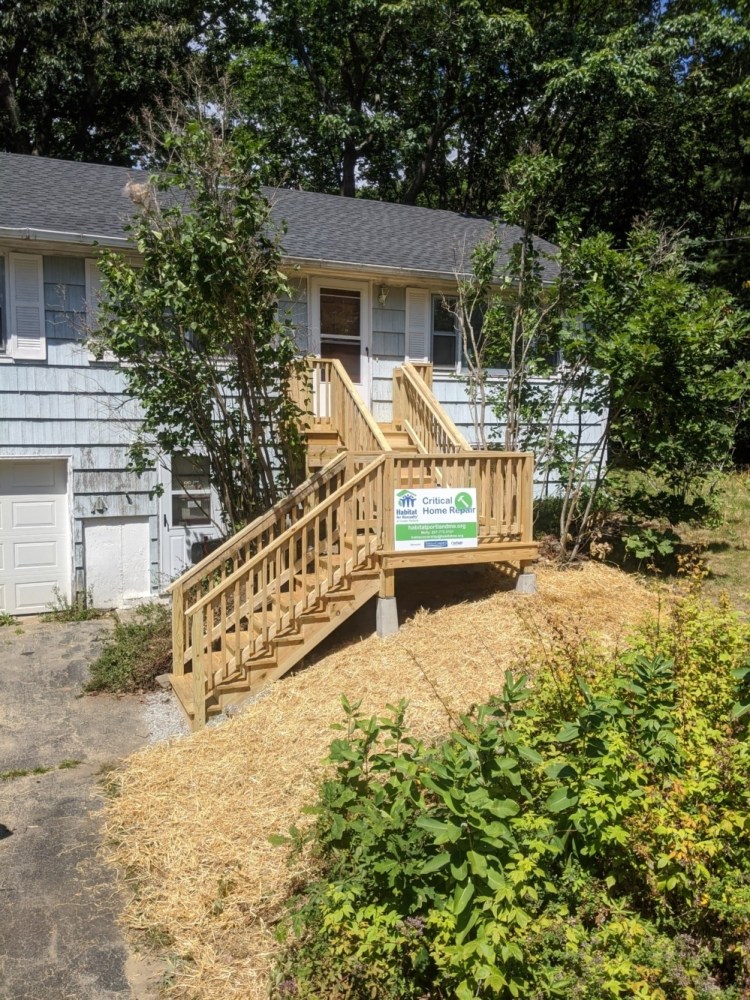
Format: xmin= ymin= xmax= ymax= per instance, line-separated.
xmin=168 ymin=360 xmax=538 ymax=728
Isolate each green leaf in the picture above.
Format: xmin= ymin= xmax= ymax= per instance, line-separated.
xmin=452 ymin=879 xmax=475 ymax=917
xmin=545 ymin=786 xmax=579 ymax=813
xmin=421 ymin=852 xmax=452 ymax=874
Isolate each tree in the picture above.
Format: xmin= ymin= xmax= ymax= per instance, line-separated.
xmin=0 ymin=0 xmax=215 ymax=163
xmin=90 ymin=109 xmax=307 ymax=532
xmin=231 ymin=0 xmax=529 ymax=201
xmin=453 ymin=155 xmax=748 ymax=558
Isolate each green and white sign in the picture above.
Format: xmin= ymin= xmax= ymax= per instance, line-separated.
xmin=394 ymin=487 xmax=478 ymax=551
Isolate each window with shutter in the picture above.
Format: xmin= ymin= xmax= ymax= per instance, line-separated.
xmin=9 ymin=253 xmax=45 ymax=360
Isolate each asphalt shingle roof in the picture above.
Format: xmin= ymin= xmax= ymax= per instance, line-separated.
xmin=0 ymin=152 xmax=558 ymax=280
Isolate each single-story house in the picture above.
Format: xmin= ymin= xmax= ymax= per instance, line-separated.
xmin=0 ymin=151 xmax=565 ymax=614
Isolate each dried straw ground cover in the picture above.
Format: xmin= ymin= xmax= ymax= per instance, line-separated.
xmin=104 ymin=563 xmax=656 ymax=1000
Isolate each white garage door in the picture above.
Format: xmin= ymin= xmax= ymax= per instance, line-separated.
xmin=0 ymin=460 xmax=71 ymax=615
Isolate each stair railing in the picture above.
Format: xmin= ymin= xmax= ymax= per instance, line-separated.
xmin=169 ymin=453 xmax=352 ymax=676
xmin=393 ymin=363 xmax=472 ymax=454
xmin=307 ymin=357 xmax=391 ymax=453
xmin=184 ymin=454 xmax=387 ymax=727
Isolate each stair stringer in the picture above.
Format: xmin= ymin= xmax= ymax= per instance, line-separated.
xmin=216 ymin=569 xmax=381 ymax=715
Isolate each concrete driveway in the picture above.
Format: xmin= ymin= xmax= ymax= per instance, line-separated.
xmin=0 ymin=617 xmax=183 ymax=1000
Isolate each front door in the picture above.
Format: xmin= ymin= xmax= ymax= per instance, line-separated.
xmin=158 ymin=456 xmax=222 ymax=587
xmin=313 ymin=279 xmax=371 ymax=404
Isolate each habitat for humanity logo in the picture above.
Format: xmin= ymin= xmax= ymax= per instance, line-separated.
xmin=397 ymin=489 xmax=417 ymax=509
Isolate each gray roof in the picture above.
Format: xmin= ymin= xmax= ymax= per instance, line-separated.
xmin=0 ymin=152 xmax=558 ymax=280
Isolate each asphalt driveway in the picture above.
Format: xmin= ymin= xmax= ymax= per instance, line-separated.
xmin=0 ymin=617 xmax=177 ymax=1000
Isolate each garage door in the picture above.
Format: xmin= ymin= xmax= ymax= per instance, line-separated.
xmin=0 ymin=460 xmax=70 ymax=615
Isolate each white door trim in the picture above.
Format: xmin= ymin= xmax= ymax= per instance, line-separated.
xmin=309 ymin=276 xmax=372 ymax=405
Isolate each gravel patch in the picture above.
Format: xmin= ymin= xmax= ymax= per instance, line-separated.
xmin=141 ymin=690 xmax=192 ymax=743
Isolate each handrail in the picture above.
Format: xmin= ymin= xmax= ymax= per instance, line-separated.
xmin=185 ymin=454 xmax=387 ymax=617
xmin=308 ymin=357 xmax=391 ymax=453
xmin=185 ymin=454 xmax=387 ymax=721
xmin=393 ymin=363 xmax=472 ymax=453
xmin=168 ymin=453 xmax=350 ymax=595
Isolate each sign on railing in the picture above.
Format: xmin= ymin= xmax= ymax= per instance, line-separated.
xmin=394 ymin=486 xmax=478 ymax=551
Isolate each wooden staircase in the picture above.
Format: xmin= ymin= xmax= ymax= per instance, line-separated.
xmin=168 ymin=361 xmax=538 ymax=729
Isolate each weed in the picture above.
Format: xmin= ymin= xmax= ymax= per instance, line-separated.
xmin=86 ymin=602 xmax=171 ymax=693
xmin=13 ymin=626 xmax=24 ymax=635
xmin=42 ymin=586 xmax=105 ymax=623
xmin=274 ymin=592 xmax=750 ymax=999
xmin=0 ymin=611 xmax=16 ymax=627
xmin=1 ymin=766 xmax=52 ymax=781
xmin=1 ymin=759 xmax=82 ymax=781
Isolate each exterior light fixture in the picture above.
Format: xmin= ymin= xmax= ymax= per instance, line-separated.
xmin=377 ymin=285 xmax=390 ymax=307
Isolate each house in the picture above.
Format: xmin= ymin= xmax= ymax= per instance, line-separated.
xmin=0 ymin=151 xmax=553 ymax=619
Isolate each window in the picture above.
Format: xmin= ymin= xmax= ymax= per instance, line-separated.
xmin=432 ymin=295 xmax=458 ymax=368
xmin=0 ymin=252 xmax=98 ymax=361
xmin=319 ymin=287 xmax=361 ymax=381
xmin=171 ymin=456 xmax=212 ymax=527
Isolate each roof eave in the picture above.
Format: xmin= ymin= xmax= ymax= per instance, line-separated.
xmin=0 ymin=226 xmax=129 ymax=248
xmin=285 ymin=254 xmax=475 ymax=283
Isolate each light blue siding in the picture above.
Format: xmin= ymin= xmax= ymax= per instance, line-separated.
xmin=279 ymin=276 xmax=308 ymax=352
xmin=0 ymin=317 xmax=160 ymax=598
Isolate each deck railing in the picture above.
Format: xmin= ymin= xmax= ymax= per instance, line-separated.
xmin=386 ymin=452 xmax=534 ymax=548
xmin=183 ymin=454 xmax=387 ymax=726
xmin=393 ymin=363 xmax=472 ymax=453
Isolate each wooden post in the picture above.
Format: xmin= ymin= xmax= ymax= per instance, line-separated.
xmin=191 ymin=610 xmax=207 ymax=730
xmin=171 ymin=583 xmax=185 ymax=677
xmin=521 ymin=454 xmax=534 ymax=543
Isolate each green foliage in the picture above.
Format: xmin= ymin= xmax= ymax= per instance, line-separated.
xmin=0 ymin=0 xmax=208 ymax=163
xmin=623 ymin=526 xmax=677 ymax=565
xmin=86 ymin=603 xmax=172 ymax=694
xmin=41 ymin=586 xmax=104 ymax=623
xmin=0 ymin=612 xmax=17 ymax=628
xmin=273 ymin=593 xmax=750 ymax=999
xmin=92 ymin=111 xmax=307 ymax=531
xmin=459 ymin=182 xmax=748 ymax=558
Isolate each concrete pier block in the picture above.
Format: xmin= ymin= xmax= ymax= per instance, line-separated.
xmin=515 ymin=571 xmax=537 ymax=595
xmin=376 ymin=596 xmax=399 ymax=637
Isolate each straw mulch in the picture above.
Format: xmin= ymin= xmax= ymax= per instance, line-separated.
xmin=103 ymin=562 xmax=656 ymax=1000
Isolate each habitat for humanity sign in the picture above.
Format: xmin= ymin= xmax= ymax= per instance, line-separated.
xmin=394 ymin=487 xmax=478 ymax=551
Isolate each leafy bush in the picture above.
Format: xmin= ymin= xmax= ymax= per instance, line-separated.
xmin=273 ymin=593 xmax=750 ymax=999
xmin=86 ymin=602 xmax=172 ymax=693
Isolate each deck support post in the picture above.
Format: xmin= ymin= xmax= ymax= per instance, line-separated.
xmin=515 ymin=561 xmax=537 ymax=595
xmin=376 ymin=567 xmax=399 ymax=637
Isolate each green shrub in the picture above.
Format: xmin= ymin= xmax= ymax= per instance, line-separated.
xmin=272 ymin=593 xmax=750 ymax=999
xmin=86 ymin=602 xmax=172 ymax=693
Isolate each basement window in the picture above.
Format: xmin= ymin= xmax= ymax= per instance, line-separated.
xmin=171 ymin=456 xmax=212 ymax=526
